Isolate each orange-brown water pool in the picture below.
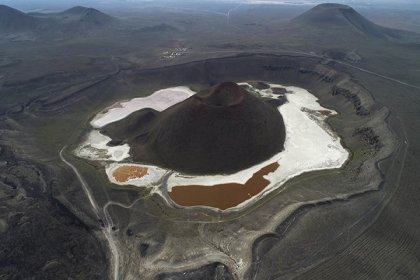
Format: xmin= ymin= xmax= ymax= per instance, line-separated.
xmin=112 ymin=165 xmax=148 ymax=183
xmin=169 ymin=162 xmax=279 ymax=210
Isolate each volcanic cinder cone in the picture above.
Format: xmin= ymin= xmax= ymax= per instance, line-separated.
xmin=0 ymin=5 xmax=39 ymax=33
xmin=103 ymin=82 xmax=286 ymax=174
xmin=291 ymin=3 xmax=403 ymax=39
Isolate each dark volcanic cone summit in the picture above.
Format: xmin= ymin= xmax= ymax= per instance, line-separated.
xmin=293 ymin=4 xmax=372 ymax=28
xmin=291 ymin=3 xmax=409 ymax=40
xmin=195 ymin=82 xmax=245 ymax=107
xmin=61 ymin=6 xmax=115 ymax=25
xmin=102 ymin=82 xmax=286 ymax=175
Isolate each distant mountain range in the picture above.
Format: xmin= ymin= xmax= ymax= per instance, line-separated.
xmin=1 ymin=3 xmax=418 ymax=42
xmin=30 ymin=6 xmax=115 ymax=27
xmin=0 ymin=5 xmax=115 ymax=35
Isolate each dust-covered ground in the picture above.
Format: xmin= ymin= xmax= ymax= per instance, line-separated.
xmin=0 ymin=2 xmax=419 ymax=280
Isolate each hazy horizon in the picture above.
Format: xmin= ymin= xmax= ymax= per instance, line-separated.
xmin=2 ymin=0 xmax=420 ymax=12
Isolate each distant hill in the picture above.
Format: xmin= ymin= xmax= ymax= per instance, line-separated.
xmin=0 ymin=5 xmax=115 ymax=36
xmin=62 ymin=6 xmax=97 ymax=15
xmin=0 ymin=5 xmax=45 ymax=33
xmin=292 ymin=3 xmax=415 ymax=40
xmin=57 ymin=6 xmax=115 ymax=28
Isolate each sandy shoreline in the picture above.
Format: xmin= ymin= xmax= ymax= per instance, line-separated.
xmin=90 ymin=86 xmax=196 ymax=128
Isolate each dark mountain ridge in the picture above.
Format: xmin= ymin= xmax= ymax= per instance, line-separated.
xmin=292 ymin=3 xmax=418 ymax=40
xmin=57 ymin=6 xmax=115 ymax=26
xmin=0 ymin=4 xmax=115 ymax=35
xmin=0 ymin=5 xmax=45 ymax=33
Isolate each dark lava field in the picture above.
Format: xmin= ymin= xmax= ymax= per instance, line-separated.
xmin=0 ymin=2 xmax=419 ymax=280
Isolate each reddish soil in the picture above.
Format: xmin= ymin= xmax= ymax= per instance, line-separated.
xmin=169 ymin=162 xmax=279 ymax=210
xmin=112 ymin=165 xmax=148 ymax=182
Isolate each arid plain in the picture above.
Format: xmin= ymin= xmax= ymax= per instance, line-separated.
xmin=0 ymin=2 xmax=419 ymax=280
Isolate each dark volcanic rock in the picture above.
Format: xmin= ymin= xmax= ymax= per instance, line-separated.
xmin=0 ymin=5 xmax=43 ymax=33
xmin=102 ymin=107 xmax=159 ymax=143
xmin=291 ymin=3 xmax=412 ymax=40
xmin=4 ymin=5 xmax=116 ymax=37
xmin=271 ymin=87 xmax=287 ymax=95
xmin=103 ymin=82 xmax=286 ymax=175
xmin=264 ymin=95 xmax=288 ymax=107
xmin=59 ymin=6 xmax=115 ymax=28
xmin=0 ymin=146 xmax=107 ymax=280
xmin=139 ymin=243 xmax=149 ymax=257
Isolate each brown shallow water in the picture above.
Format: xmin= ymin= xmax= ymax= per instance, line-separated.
xmin=169 ymin=162 xmax=279 ymax=210
xmin=112 ymin=165 xmax=148 ymax=183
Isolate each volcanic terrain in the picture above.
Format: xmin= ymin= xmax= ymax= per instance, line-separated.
xmin=0 ymin=1 xmax=418 ymax=280
xmin=291 ymin=3 xmax=418 ymax=41
xmin=102 ymin=82 xmax=286 ymax=174
xmin=0 ymin=4 xmax=115 ymax=36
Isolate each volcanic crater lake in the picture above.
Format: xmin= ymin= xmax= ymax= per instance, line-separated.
xmin=76 ymin=82 xmax=349 ymax=211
